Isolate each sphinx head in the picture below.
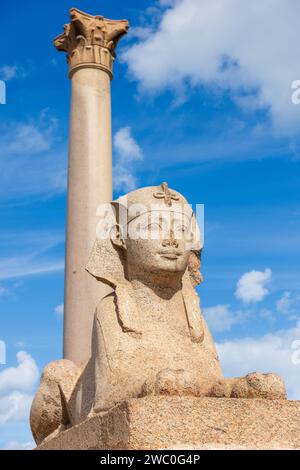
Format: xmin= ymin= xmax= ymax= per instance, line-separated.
xmin=110 ymin=183 xmax=201 ymax=283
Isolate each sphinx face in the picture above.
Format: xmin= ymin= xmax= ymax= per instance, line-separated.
xmin=124 ymin=210 xmax=193 ymax=276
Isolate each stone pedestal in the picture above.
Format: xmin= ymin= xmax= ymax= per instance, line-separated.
xmin=37 ymin=397 xmax=300 ymax=450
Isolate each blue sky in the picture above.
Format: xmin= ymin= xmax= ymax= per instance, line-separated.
xmin=1 ymin=0 xmax=300 ymax=449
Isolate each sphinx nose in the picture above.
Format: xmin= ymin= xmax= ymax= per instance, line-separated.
xmin=162 ymin=231 xmax=179 ymax=248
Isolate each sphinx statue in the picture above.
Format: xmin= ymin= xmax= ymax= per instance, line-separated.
xmin=30 ymin=183 xmax=286 ymax=445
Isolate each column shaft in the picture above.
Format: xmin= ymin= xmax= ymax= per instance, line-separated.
xmin=64 ymin=68 xmax=112 ymax=364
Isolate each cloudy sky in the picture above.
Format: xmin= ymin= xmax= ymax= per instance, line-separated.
xmin=1 ymin=0 xmax=300 ymax=449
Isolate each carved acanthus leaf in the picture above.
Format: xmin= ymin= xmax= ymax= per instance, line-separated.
xmin=54 ymin=8 xmax=129 ymax=77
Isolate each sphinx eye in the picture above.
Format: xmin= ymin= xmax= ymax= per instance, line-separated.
xmin=146 ymin=222 xmax=161 ymax=231
xmin=175 ymin=225 xmax=188 ymax=233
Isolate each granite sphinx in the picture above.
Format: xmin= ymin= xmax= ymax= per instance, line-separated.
xmin=30 ymin=183 xmax=286 ymax=446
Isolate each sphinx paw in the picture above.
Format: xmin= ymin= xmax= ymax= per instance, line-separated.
xmin=231 ymin=372 xmax=287 ymax=399
xmin=143 ymin=369 xmax=199 ymax=397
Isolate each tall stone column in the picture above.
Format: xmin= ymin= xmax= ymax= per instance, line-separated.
xmin=54 ymin=8 xmax=129 ymax=365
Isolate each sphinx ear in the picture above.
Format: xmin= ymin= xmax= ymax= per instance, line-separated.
xmin=110 ymin=224 xmax=126 ymax=250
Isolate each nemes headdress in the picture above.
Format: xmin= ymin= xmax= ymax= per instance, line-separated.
xmin=86 ymin=183 xmax=204 ymax=342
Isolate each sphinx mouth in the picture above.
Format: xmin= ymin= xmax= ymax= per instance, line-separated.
xmin=159 ymin=250 xmax=183 ymax=260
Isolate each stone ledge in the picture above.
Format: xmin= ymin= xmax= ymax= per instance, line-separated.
xmin=37 ymin=396 xmax=300 ymax=450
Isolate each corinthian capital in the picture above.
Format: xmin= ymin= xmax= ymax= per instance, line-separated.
xmin=54 ymin=8 xmax=129 ymax=78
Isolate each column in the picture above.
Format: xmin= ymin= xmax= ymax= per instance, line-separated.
xmin=54 ymin=8 xmax=129 ymax=364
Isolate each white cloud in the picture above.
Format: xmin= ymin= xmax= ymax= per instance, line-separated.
xmin=0 ymin=392 xmax=34 ymax=425
xmin=0 ymin=351 xmax=39 ymax=395
xmin=1 ymin=440 xmax=34 ymax=450
xmin=259 ymin=308 xmax=276 ymax=323
xmin=129 ymin=26 xmax=153 ymax=41
xmin=0 ymin=110 xmax=67 ymax=201
xmin=0 ymin=109 xmax=57 ymax=156
xmin=0 ymin=65 xmax=17 ymax=81
xmin=0 ymin=352 xmax=38 ymax=426
xmin=203 ymin=304 xmax=247 ymax=333
xmin=7 ymin=124 xmax=51 ymax=155
xmin=0 ymin=64 xmax=27 ymax=82
xmin=0 ymin=230 xmax=64 ymax=281
xmin=160 ymin=0 xmax=177 ymax=6
xmin=0 ymin=285 xmax=7 ymax=297
xmin=54 ymin=303 xmax=64 ymax=316
xmin=113 ymin=126 xmax=143 ymax=192
xmin=124 ymin=0 xmax=300 ymax=133
xmin=276 ymin=291 xmax=300 ymax=320
xmin=276 ymin=291 xmax=292 ymax=315
xmin=0 ymin=258 xmax=64 ymax=280
xmin=217 ymin=322 xmax=300 ymax=399
xmin=114 ymin=127 xmax=143 ymax=161
xmin=235 ymin=268 xmax=272 ymax=304
xmin=0 ymin=341 xmax=5 ymax=365
xmin=0 ymin=229 xmax=63 ymax=253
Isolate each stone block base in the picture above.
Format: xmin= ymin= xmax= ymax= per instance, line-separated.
xmin=37 ymin=397 xmax=300 ymax=450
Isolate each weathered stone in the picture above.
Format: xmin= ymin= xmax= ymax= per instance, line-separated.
xmin=36 ymin=396 xmax=300 ymax=450
xmin=30 ymin=360 xmax=81 ymax=445
xmin=231 ymin=372 xmax=286 ymax=400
